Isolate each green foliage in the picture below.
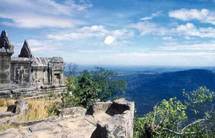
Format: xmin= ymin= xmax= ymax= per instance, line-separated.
xmin=134 ymin=117 xmax=146 ymax=138
xmin=91 ymin=67 xmax=127 ymax=100
xmin=75 ymin=71 xmax=102 ymax=107
xmin=63 ymin=68 xmax=126 ymax=108
xmin=62 ymin=76 xmax=81 ymax=108
xmin=183 ymin=86 xmax=215 ymax=105
xmin=134 ymin=86 xmax=215 ymax=138
xmin=47 ymin=102 xmax=60 ymax=116
xmin=184 ymin=86 xmax=215 ymax=117
xmin=134 ymin=98 xmax=187 ymax=138
xmin=66 ymin=77 xmax=78 ymax=92
xmin=155 ymin=98 xmax=187 ymax=126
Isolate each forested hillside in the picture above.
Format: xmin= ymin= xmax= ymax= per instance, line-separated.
xmin=118 ymin=69 xmax=215 ymax=115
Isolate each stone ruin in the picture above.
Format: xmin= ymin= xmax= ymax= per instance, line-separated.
xmin=0 ymin=98 xmax=135 ymax=138
xmin=0 ymin=30 xmax=135 ymax=137
xmin=0 ymin=30 xmax=65 ymax=97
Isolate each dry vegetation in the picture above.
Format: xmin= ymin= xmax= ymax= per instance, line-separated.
xmin=0 ymin=96 xmax=61 ymax=132
xmin=17 ymin=98 xmax=58 ymax=122
xmin=0 ymin=98 xmax=15 ymax=112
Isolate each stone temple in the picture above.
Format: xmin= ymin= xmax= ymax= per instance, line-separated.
xmin=0 ymin=30 xmax=65 ymax=97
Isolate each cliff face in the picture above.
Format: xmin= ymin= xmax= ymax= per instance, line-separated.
xmin=0 ymin=98 xmax=135 ymax=138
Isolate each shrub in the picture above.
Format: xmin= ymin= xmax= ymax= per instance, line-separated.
xmin=63 ymin=68 xmax=126 ymax=108
xmin=47 ymin=102 xmax=61 ymax=116
xmin=134 ymin=86 xmax=215 ymax=138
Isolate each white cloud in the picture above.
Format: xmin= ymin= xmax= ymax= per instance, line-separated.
xmin=130 ymin=21 xmax=215 ymax=39
xmin=13 ymin=39 xmax=61 ymax=57
xmin=175 ymin=23 xmax=215 ymax=38
xmin=104 ymin=35 xmax=115 ymax=45
xmin=21 ymin=39 xmax=60 ymax=55
xmin=169 ymin=8 xmax=215 ymax=25
xmin=47 ymin=25 xmax=133 ymax=45
xmin=0 ymin=0 xmax=90 ymax=28
xmin=47 ymin=25 xmax=107 ymax=40
xmin=2 ymin=15 xmax=74 ymax=28
xmin=140 ymin=11 xmax=161 ymax=21
xmin=129 ymin=21 xmax=168 ymax=35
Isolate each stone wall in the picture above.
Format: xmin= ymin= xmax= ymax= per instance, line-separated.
xmin=0 ymin=86 xmax=66 ymax=98
xmin=31 ymin=67 xmax=48 ymax=86
xmin=11 ymin=58 xmax=32 ymax=86
xmin=49 ymin=57 xmax=64 ymax=86
xmin=0 ymin=50 xmax=13 ymax=84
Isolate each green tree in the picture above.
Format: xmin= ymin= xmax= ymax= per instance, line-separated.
xmin=61 ymin=76 xmax=80 ymax=108
xmin=134 ymin=98 xmax=187 ymax=138
xmin=183 ymin=86 xmax=215 ymax=118
xmin=63 ymin=68 xmax=126 ymax=108
xmin=134 ymin=86 xmax=215 ymax=138
xmin=91 ymin=67 xmax=126 ymax=100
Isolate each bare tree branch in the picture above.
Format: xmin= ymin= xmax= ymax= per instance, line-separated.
xmin=181 ymin=118 xmax=205 ymax=133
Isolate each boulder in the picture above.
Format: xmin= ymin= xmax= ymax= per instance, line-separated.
xmin=60 ymin=107 xmax=86 ymax=118
xmin=90 ymin=98 xmax=135 ymax=138
xmin=86 ymin=101 xmax=112 ymax=115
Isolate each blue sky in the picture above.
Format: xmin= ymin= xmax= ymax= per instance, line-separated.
xmin=1 ymin=0 xmax=215 ymax=66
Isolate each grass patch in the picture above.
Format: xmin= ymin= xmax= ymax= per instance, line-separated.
xmin=0 ymin=99 xmax=15 ymax=107
xmin=0 ymin=97 xmax=61 ymax=132
xmin=0 ymin=99 xmax=15 ymax=112
xmin=17 ymin=98 xmax=60 ymax=122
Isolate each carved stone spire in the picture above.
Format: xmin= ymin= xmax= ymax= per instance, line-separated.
xmin=0 ymin=30 xmax=13 ymax=84
xmin=0 ymin=30 xmax=12 ymax=49
xmin=1 ymin=30 xmax=7 ymax=37
xmin=19 ymin=40 xmax=33 ymax=58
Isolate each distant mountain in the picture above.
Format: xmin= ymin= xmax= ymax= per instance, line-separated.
xmin=117 ymin=69 xmax=215 ymax=116
xmin=64 ymin=63 xmax=215 ymax=75
xmin=64 ymin=65 xmax=215 ymax=116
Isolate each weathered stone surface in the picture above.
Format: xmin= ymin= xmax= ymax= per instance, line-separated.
xmin=0 ymin=86 xmax=66 ymax=98
xmin=0 ymin=30 xmax=14 ymax=85
xmin=0 ymin=99 xmax=135 ymax=138
xmin=89 ymin=98 xmax=135 ymax=138
xmin=86 ymin=101 xmax=112 ymax=115
xmin=15 ymin=99 xmax=28 ymax=114
xmin=7 ymin=99 xmax=28 ymax=114
xmin=60 ymin=107 xmax=86 ymax=118
xmin=11 ymin=58 xmax=32 ymax=86
xmin=0 ymin=112 xmax=14 ymax=118
xmin=0 ymin=116 xmax=97 ymax=138
xmin=0 ymin=128 xmax=23 ymax=138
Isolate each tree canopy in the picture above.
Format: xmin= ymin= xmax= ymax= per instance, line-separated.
xmin=62 ymin=68 xmax=126 ymax=108
xmin=134 ymin=86 xmax=215 ymax=138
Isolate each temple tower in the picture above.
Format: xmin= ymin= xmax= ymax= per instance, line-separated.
xmin=19 ymin=40 xmax=32 ymax=58
xmin=11 ymin=40 xmax=32 ymax=86
xmin=0 ymin=30 xmax=14 ymax=84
